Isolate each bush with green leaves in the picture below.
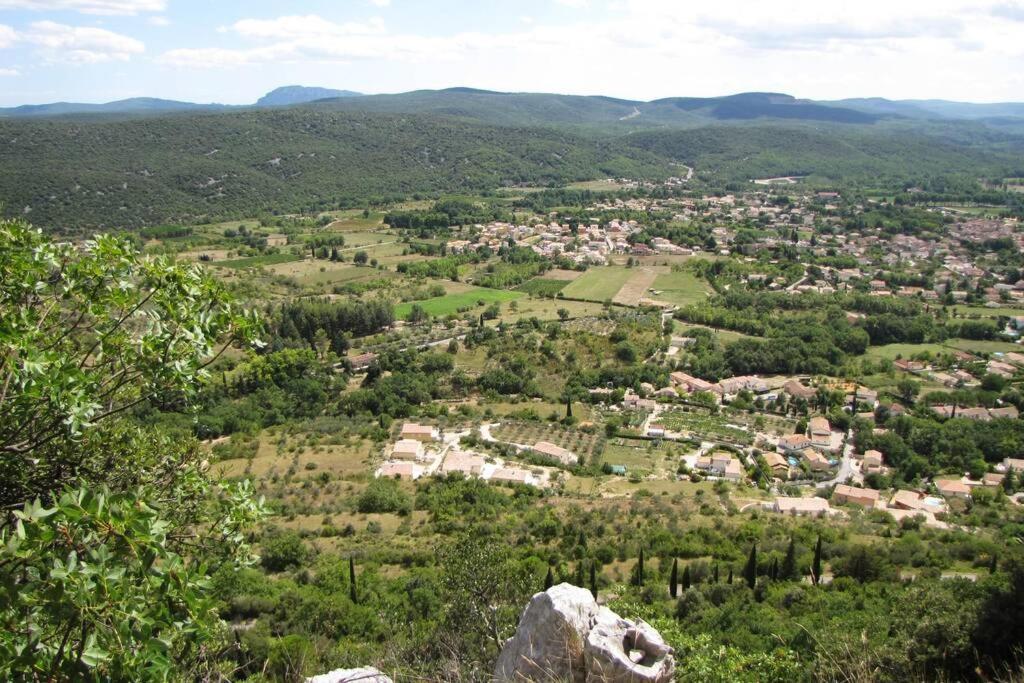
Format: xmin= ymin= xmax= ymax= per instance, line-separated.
xmin=0 ymin=219 xmax=265 ymax=680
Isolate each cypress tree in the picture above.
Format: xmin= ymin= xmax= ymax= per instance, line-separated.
xmin=565 ymin=396 xmax=573 ymax=419
xmin=544 ymin=566 xmax=554 ymax=591
xmin=743 ymin=544 xmax=757 ymax=589
xmin=770 ymin=557 xmax=779 ymax=581
xmin=812 ymin=535 xmax=823 ymax=586
xmin=990 ymin=554 xmax=998 ymax=575
xmin=349 ymin=556 xmax=358 ymax=604
xmin=574 ymin=561 xmax=585 ymax=587
xmin=782 ymin=537 xmax=796 ymax=580
xmin=590 ymin=562 xmax=598 ymax=599
xmin=727 ymin=568 xmax=733 ymax=584
xmin=636 ymin=549 xmax=645 ymax=586
xmin=669 ymin=558 xmax=678 ymax=598
xmin=713 ymin=564 xmax=720 ymax=583
xmin=682 ymin=565 xmax=691 ymax=591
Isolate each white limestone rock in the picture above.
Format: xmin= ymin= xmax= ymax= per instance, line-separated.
xmin=584 ymin=608 xmax=675 ymax=682
xmin=494 ymin=583 xmax=598 ymax=682
xmin=306 ymin=667 xmax=392 ymax=683
xmin=494 ymin=582 xmax=675 ymax=683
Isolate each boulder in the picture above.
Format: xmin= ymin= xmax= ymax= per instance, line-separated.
xmin=585 ymin=609 xmax=675 ymax=682
xmin=494 ymin=583 xmax=598 ymax=682
xmin=494 ymin=583 xmax=675 ymax=682
xmin=306 ymin=667 xmax=392 ymax=683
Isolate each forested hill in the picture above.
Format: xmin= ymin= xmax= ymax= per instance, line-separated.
xmin=1 ymin=105 xmax=1021 ymax=231
xmin=0 ymin=109 xmax=672 ymax=230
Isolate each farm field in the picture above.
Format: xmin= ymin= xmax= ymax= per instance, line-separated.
xmin=953 ymin=305 xmax=1024 ymax=318
xmin=394 ymin=287 xmax=522 ymax=319
xmin=516 ymin=278 xmax=571 ymax=297
xmin=944 ymin=338 xmax=1023 ymax=355
xmin=864 ymin=343 xmax=950 ymax=361
xmin=613 ymin=267 xmax=662 ymax=305
xmin=652 ymin=269 xmax=713 ymax=307
xmin=491 ymin=421 xmax=605 ymax=464
xmin=561 ymin=266 xmax=634 ymax=302
xmin=214 ymin=253 xmax=301 ymax=269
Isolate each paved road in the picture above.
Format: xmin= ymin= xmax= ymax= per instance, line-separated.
xmin=816 ymin=431 xmax=862 ymax=489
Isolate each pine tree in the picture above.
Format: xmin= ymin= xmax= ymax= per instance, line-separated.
xmin=782 ymin=537 xmax=796 ymax=580
xmin=349 ymin=556 xmax=358 ymax=604
xmin=544 ymin=566 xmax=554 ymax=591
xmin=590 ymin=562 xmax=598 ymax=600
xmin=744 ymin=544 xmax=757 ymax=589
xmin=812 ymin=535 xmax=823 ymax=586
xmin=669 ymin=558 xmax=678 ymax=599
xmin=682 ymin=565 xmax=691 ymax=591
xmin=1004 ymin=468 xmax=1016 ymax=494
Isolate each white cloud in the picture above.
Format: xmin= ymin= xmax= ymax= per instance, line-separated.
xmin=0 ymin=0 xmax=164 ymax=15
xmin=0 ymin=22 xmax=16 ymax=47
xmin=147 ymin=15 xmax=169 ymax=26
xmin=369 ymin=0 xmax=390 ymax=6
xmin=24 ymin=20 xmax=144 ymax=62
xmin=0 ymin=66 xmax=18 ymax=75
xmin=157 ymin=2 xmax=1024 ymax=100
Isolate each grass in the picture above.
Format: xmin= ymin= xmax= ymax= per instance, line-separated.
xmin=865 ymin=339 xmax=1022 ymax=360
xmin=651 ymin=269 xmax=712 ymax=307
xmin=516 ymin=278 xmax=570 ymax=297
xmin=394 ymin=288 xmax=523 ymax=319
xmin=953 ymin=305 xmax=1024 ymax=318
xmin=216 ymin=253 xmax=301 ymax=269
xmin=864 ymin=343 xmax=950 ymax=361
xmin=561 ymin=266 xmax=634 ymax=302
xmin=944 ymin=338 xmax=1022 ymax=355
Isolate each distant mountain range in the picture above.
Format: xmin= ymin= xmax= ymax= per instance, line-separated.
xmin=2 ymin=87 xmax=1024 ymax=129
xmin=255 ymin=85 xmax=362 ymax=107
xmin=2 ymin=86 xmax=1024 ymax=128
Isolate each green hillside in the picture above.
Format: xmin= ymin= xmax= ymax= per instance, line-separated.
xmin=0 ymin=109 xmax=672 ymax=230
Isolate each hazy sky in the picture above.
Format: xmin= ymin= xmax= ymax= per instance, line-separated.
xmin=0 ymin=0 xmax=1023 ymax=106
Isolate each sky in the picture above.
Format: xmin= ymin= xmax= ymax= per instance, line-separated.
xmin=0 ymin=0 xmax=1023 ymax=106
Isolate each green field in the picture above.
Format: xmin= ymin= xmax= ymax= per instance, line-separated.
xmin=651 ymin=269 xmax=712 ymax=307
xmin=865 ymin=338 xmax=1022 ymax=361
xmin=394 ymin=288 xmax=522 ymax=319
xmin=516 ymin=278 xmax=570 ymax=296
xmin=561 ymin=267 xmax=633 ymax=301
xmin=215 ymin=253 xmax=301 ymax=269
xmin=953 ymin=305 xmax=1024 ymax=318
xmin=864 ymin=343 xmax=950 ymax=361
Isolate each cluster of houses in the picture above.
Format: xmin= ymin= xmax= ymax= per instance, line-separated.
xmin=445 ymin=218 xmax=692 ymax=266
xmin=375 ymin=423 xmax=557 ymax=487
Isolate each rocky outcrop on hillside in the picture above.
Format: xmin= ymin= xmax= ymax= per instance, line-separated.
xmin=494 ymin=583 xmax=675 ymax=682
xmin=306 ymin=667 xmax=392 ymax=683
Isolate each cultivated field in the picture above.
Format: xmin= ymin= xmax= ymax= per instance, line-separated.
xmin=394 ymin=287 xmax=522 ymax=319
xmin=491 ymin=421 xmax=605 ymax=464
xmin=652 ymin=269 xmax=713 ymax=307
xmin=613 ymin=267 xmax=662 ymax=306
xmin=561 ymin=266 xmax=634 ymax=302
